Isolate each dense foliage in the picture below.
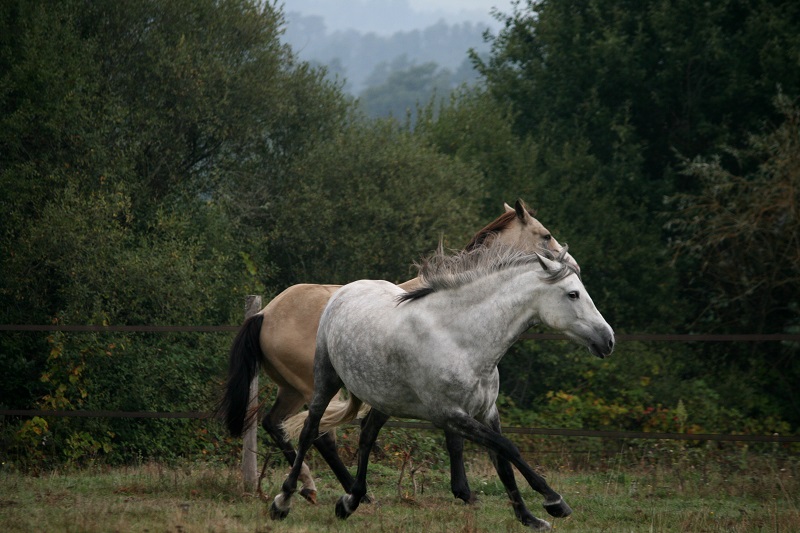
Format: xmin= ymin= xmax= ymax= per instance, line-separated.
xmin=0 ymin=0 xmax=483 ymax=467
xmin=1 ymin=0 xmax=798 ymax=468
xmin=463 ymin=0 xmax=800 ymax=435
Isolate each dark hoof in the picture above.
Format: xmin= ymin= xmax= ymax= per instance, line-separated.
xmin=453 ymin=490 xmax=477 ymax=505
xmin=300 ymin=488 xmax=317 ymax=504
xmin=543 ymin=497 xmax=572 ymax=518
xmin=459 ymin=494 xmax=479 ymax=505
xmin=335 ymin=495 xmax=355 ymax=520
xmin=269 ymin=502 xmax=289 ymax=521
xmin=360 ymin=493 xmax=372 ymax=504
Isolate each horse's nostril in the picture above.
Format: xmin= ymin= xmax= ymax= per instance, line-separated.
xmin=608 ymin=339 xmax=615 ymax=351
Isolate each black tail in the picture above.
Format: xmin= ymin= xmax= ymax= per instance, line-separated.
xmin=217 ymin=313 xmax=264 ymax=437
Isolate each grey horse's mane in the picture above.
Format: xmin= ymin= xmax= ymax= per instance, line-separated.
xmin=397 ymin=242 xmax=577 ymax=303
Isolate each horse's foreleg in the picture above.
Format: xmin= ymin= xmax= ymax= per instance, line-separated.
xmin=443 ymin=409 xmax=569 ymax=530
xmin=483 ymin=410 xmax=551 ymax=529
xmin=261 ymin=390 xmax=317 ymax=503
xmin=444 ymin=431 xmax=476 ymax=504
xmin=335 ymin=408 xmax=389 ymax=520
xmin=482 ymin=406 xmax=571 ymax=519
xmin=488 ymin=447 xmax=549 ymax=528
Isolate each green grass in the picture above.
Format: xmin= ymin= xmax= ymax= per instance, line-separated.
xmin=0 ymin=449 xmax=797 ymax=532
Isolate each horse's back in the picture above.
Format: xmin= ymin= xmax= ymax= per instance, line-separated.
xmin=320 ymin=280 xmax=409 ymax=352
xmin=322 ymin=279 xmax=402 ymax=320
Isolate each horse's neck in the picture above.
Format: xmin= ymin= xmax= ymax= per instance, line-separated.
xmin=421 ymin=268 xmax=545 ymax=367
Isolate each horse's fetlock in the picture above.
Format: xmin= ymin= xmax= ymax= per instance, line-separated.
xmin=273 ymin=492 xmax=292 ymax=511
xmin=269 ymin=494 xmax=292 ymax=521
xmin=335 ymin=495 xmax=356 ymax=519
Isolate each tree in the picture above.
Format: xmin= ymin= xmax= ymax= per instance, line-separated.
xmin=0 ymin=0 xmax=495 ymax=465
xmin=667 ymin=96 xmax=800 ymax=425
xmin=479 ymin=0 xmax=800 ymax=187
xmin=670 ymin=95 xmax=800 ymax=335
xmin=358 ymin=61 xmax=454 ymax=122
xmin=465 ymin=0 xmax=800 ymax=426
xmin=0 ymin=0 xmax=352 ymax=464
xmin=267 ymin=116 xmax=486 ymax=286
xmin=469 ymin=0 xmax=800 ymax=330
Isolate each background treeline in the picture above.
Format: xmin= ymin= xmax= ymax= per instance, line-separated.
xmin=1 ymin=0 xmax=798 ymax=468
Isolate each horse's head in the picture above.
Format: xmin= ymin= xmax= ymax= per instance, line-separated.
xmin=534 ymin=251 xmax=614 ymax=359
xmin=501 ymin=200 xmax=580 ymax=272
xmin=466 ymin=200 xmax=580 ymax=272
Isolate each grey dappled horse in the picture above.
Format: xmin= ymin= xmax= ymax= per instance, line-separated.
xmin=276 ymin=243 xmax=614 ymax=530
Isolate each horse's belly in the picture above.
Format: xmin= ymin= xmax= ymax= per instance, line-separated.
xmin=330 ymin=341 xmax=499 ymax=422
xmin=322 ymin=279 xmax=498 ymax=421
xmin=329 ymin=344 xmax=424 ymax=417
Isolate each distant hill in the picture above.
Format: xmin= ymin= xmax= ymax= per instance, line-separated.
xmin=283 ymin=11 xmax=495 ymax=95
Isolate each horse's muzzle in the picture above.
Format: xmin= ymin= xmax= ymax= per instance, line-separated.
xmin=589 ymin=330 xmax=615 ymax=359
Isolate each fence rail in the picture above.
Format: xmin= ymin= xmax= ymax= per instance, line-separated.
xmin=1 ymin=409 xmax=797 ymax=443
xmin=3 ymin=324 xmax=800 ymax=342
xmin=0 ymin=324 xmax=239 ymax=332
xmin=2 ymin=324 xmax=799 ymax=446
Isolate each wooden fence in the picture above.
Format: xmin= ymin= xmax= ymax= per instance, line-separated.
xmin=2 ymin=300 xmax=800 ymax=491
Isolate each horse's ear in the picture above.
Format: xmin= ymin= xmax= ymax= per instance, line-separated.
xmin=514 ymin=199 xmax=533 ymax=225
xmin=504 ymin=202 xmax=514 ymax=213
xmin=535 ymin=252 xmax=561 ymax=272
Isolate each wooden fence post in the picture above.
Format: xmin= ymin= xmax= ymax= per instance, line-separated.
xmin=242 ymin=294 xmax=262 ymax=493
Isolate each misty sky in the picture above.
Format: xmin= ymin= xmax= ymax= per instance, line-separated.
xmin=407 ymin=0 xmax=503 ymax=14
xmin=284 ymin=0 xmax=511 ymax=35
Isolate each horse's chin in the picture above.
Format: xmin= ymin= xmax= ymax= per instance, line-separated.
xmin=588 ymin=344 xmax=609 ymax=359
xmin=565 ymin=330 xmax=614 ymax=359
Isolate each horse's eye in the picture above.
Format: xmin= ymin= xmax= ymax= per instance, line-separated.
xmin=568 ymin=291 xmax=580 ymax=300
xmin=543 ymin=234 xmax=552 ymax=241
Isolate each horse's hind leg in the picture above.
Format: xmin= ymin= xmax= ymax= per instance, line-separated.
xmin=270 ymin=351 xmax=342 ymax=521
xmin=261 ymin=388 xmax=318 ymax=503
xmin=335 ymin=408 xmax=389 ymax=520
xmin=445 ymin=431 xmax=476 ymax=504
xmin=268 ymin=394 xmax=362 ymax=502
xmin=312 ymin=430 xmax=366 ymax=500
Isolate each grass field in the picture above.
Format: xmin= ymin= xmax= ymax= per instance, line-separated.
xmin=1 ymin=446 xmax=797 ymax=532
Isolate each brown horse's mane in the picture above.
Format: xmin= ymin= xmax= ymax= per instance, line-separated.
xmin=463 ymin=206 xmax=538 ymax=251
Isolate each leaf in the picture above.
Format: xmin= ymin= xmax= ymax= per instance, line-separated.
xmin=239 ymin=251 xmax=258 ymax=276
